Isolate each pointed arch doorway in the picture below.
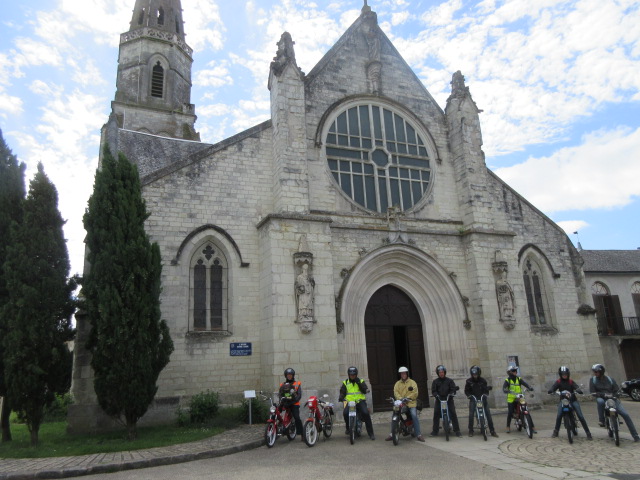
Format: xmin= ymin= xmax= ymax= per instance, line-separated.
xmin=365 ymin=285 xmax=429 ymax=411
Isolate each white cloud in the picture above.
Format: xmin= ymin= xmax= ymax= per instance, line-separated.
xmin=194 ymin=61 xmax=233 ymax=88
xmin=0 ymin=91 xmax=24 ymax=115
xmin=183 ymin=0 xmax=226 ymax=51
xmin=391 ymin=11 xmax=410 ymax=26
xmin=556 ymin=220 xmax=589 ymax=237
xmin=494 ymin=126 xmax=640 ymax=213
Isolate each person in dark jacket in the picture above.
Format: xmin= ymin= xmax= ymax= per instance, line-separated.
xmin=465 ymin=365 xmax=498 ymax=437
xmin=279 ymin=367 xmax=303 ymax=436
xmin=589 ymin=363 xmax=639 ymax=442
xmin=430 ymin=365 xmax=461 ymax=437
xmin=338 ymin=366 xmax=375 ymax=440
xmin=502 ymin=365 xmax=535 ymax=433
xmin=548 ymin=365 xmax=592 ymax=439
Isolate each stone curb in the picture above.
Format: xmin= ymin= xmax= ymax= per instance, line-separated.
xmin=0 ymin=434 xmax=264 ymax=480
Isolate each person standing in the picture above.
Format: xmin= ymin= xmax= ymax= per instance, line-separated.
xmin=503 ymin=365 xmax=535 ymax=433
xmin=465 ymin=365 xmax=499 ymax=437
xmin=339 ymin=366 xmax=375 ymax=440
xmin=589 ymin=364 xmax=639 ymax=442
xmin=548 ymin=366 xmax=592 ymax=440
xmin=279 ymin=367 xmax=303 ymax=437
xmin=430 ymin=365 xmax=461 ymax=438
xmin=385 ymin=366 xmax=425 ymax=442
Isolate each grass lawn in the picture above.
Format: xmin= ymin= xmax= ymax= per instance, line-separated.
xmin=0 ymin=409 xmax=243 ymax=459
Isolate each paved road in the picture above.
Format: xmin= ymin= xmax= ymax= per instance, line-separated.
xmin=76 ymin=400 xmax=640 ymax=480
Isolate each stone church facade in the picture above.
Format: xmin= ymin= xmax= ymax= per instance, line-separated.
xmin=69 ymin=0 xmax=603 ymax=431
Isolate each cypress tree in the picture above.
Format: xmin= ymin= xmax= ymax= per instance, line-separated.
xmin=0 ymin=128 xmax=26 ymax=443
xmin=2 ymin=163 xmax=76 ymax=447
xmin=82 ymin=147 xmax=173 ymax=440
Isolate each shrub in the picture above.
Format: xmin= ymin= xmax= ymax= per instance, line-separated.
xmin=239 ymin=397 xmax=269 ymax=424
xmin=188 ymin=390 xmax=219 ymax=424
xmin=44 ymin=393 xmax=73 ymax=422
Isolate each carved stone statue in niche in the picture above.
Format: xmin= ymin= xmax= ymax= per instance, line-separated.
xmin=492 ymin=250 xmax=515 ymax=329
xmin=361 ymin=5 xmax=381 ymax=94
xmin=294 ymin=236 xmax=316 ymax=333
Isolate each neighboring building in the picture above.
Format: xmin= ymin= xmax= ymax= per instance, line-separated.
xmin=69 ymin=0 xmax=603 ymax=432
xmin=581 ymin=249 xmax=640 ymax=381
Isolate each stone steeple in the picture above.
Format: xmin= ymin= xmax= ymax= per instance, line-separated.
xmin=112 ymin=0 xmax=199 ymax=140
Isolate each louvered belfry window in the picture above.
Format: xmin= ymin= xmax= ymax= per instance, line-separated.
xmin=151 ymin=62 xmax=164 ymax=98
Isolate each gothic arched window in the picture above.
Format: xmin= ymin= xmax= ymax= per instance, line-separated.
xmin=157 ymin=7 xmax=165 ymax=26
xmin=522 ymin=257 xmax=551 ymax=325
xmin=190 ymin=243 xmax=228 ymax=331
xmin=324 ymin=101 xmax=434 ymax=213
xmin=138 ymin=8 xmax=145 ymax=25
xmin=151 ymin=62 xmax=164 ymax=98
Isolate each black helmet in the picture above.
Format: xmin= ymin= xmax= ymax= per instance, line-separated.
xmin=348 ymin=366 xmax=358 ymax=376
xmin=436 ymin=365 xmax=446 ymax=374
xmin=558 ymin=366 xmax=570 ymax=377
xmin=470 ymin=365 xmax=481 ymax=376
xmin=592 ymin=364 xmax=605 ymax=374
xmin=284 ymin=368 xmax=295 ymax=378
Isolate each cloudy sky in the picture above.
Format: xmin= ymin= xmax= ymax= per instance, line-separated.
xmin=1 ymin=0 xmax=639 ymax=276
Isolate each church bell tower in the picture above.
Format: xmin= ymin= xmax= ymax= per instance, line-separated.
xmin=112 ymin=0 xmax=199 ymax=140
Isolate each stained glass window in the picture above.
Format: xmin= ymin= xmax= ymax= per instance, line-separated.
xmin=325 ymin=103 xmax=432 ymax=212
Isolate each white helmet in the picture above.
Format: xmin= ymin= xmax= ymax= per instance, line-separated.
xmin=398 ymin=366 xmax=409 ymax=374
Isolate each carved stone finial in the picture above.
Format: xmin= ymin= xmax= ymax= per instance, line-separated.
xmin=271 ymin=32 xmax=297 ymax=76
xmin=450 ymin=70 xmax=469 ymax=98
xmin=362 ymin=0 xmax=371 ymax=13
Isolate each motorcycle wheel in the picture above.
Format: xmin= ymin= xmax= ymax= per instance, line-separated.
xmin=479 ymin=415 xmax=487 ymax=441
xmin=612 ymin=415 xmax=620 ymax=446
xmin=286 ymin=422 xmax=296 ymax=441
xmin=322 ymin=413 xmax=333 ymax=438
xmin=524 ymin=414 xmax=534 ymax=439
xmin=265 ymin=423 xmax=277 ymax=448
xmin=605 ymin=417 xmax=613 ymax=438
xmin=391 ymin=418 xmax=400 ymax=446
xmin=630 ymin=387 xmax=640 ymax=402
xmin=349 ymin=415 xmax=356 ymax=445
xmin=564 ymin=415 xmax=573 ymax=444
xmin=303 ymin=419 xmax=318 ymax=447
xmin=443 ymin=412 xmax=450 ymax=442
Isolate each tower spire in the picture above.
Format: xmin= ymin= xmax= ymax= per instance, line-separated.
xmin=130 ymin=0 xmax=186 ymax=40
xmin=113 ymin=0 xmax=199 ymax=140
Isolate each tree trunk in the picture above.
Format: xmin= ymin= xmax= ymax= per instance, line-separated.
xmin=1 ymin=397 xmax=12 ymax=442
xmin=29 ymin=427 xmax=39 ymax=447
xmin=126 ymin=419 xmax=137 ymax=441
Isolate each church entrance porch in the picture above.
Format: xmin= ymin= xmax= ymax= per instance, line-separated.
xmin=365 ymin=285 xmax=429 ymax=410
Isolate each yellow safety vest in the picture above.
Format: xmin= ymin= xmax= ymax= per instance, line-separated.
xmin=343 ymin=379 xmax=366 ymax=402
xmin=506 ymin=377 xmax=522 ymax=403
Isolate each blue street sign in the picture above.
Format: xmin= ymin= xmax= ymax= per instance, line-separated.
xmin=230 ymin=342 xmax=252 ymax=356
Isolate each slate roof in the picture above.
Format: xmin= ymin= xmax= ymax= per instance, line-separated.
xmin=581 ymin=250 xmax=640 ymax=273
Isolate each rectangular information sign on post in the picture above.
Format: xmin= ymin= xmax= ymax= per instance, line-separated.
xmin=230 ymin=342 xmax=252 ymax=356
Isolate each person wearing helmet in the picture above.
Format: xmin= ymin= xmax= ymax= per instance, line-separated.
xmin=502 ymin=365 xmax=535 ymax=433
xmin=589 ymin=364 xmax=639 ymax=441
xmin=385 ymin=367 xmax=425 ymax=442
xmin=279 ymin=367 xmax=303 ymax=437
xmin=548 ymin=366 xmax=592 ymax=439
xmin=464 ymin=365 xmax=498 ymax=437
xmin=430 ymin=365 xmax=461 ymax=437
xmin=338 ymin=366 xmax=375 ymax=440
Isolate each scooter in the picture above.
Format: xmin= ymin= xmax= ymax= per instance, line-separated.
xmin=387 ymin=396 xmax=416 ymax=445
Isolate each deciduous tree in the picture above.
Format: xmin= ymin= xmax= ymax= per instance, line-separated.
xmin=82 ymin=147 xmax=173 ymax=440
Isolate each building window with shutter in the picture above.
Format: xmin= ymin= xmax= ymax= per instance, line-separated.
xmin=190 ymin=242 xmax=228 ymax=331
xmin=522 ymin=258 xmax=552 ymax=326
xmin=591 ymin=281 xmax=623 ymax=335
xmin=151 ymin=62 xmax=164 ymax=98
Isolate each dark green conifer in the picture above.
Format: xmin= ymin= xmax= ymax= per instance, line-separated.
xmin=2 ymin=163 xmax=76 ymax=447
xmin=0 ymin=128 xmax=26 ymax=443
xmin=82 ymin=147 xmax=173 ymax=440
